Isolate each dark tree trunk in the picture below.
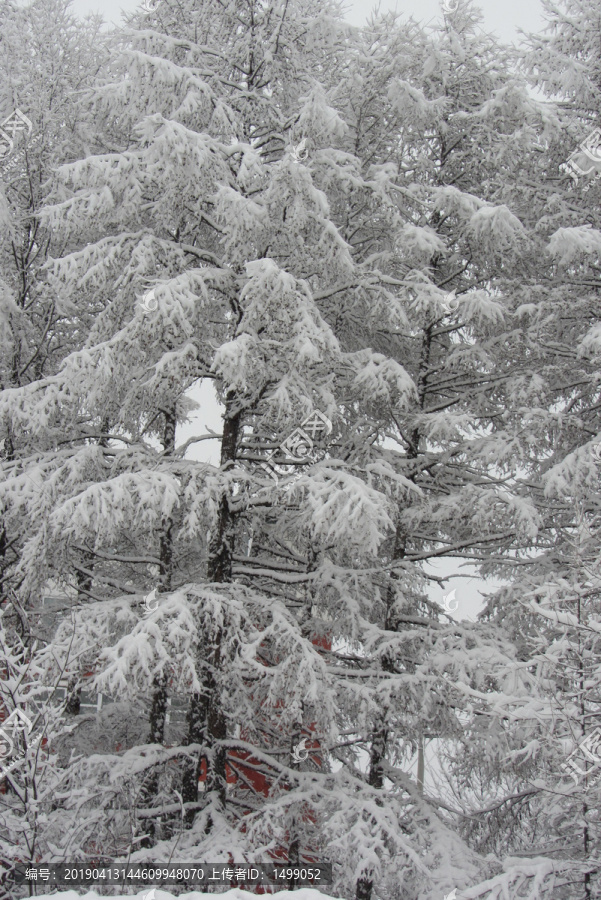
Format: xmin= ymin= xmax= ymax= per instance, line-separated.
xmin=158 ymin=407 xmax=176 ymax=589
xmin=287 ymin=834 xmax=300 ymax=889
xmin=356 ymin=876 xmax=374 ymax=900
xmin=0 ymin=520 xmax=7 ymax=602
xmin=206 ymin=393 xmax=242 ymax=584
xmin=148 ymin=672 xmax=169 ymax=744
xmin=356 ymin=324 xmax=431 ymax=900
xmin=74 ymin=417 xmax=111 ymax=603
xmin=64 ymin=675 xmax=81 ymax=715
xmin=357 ymin=522 xmax=407 ymax=900
xmin=140 ymin=407 xmax=176 ymax=847
xmin=182 ymin=392 xmax=242 ymax=827
xmin=75 ymin=548 xmax=94 ymax=601
xmin=181 ymin=688 xmax=206 ymax=825
xmin=139 ymin=671 xmax=169 ymax=847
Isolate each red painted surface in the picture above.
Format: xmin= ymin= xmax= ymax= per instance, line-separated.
xmin=0 ymin=625 xmax=332 ymax=868
xmin=195 ymin=628 xmax=331 ymax=878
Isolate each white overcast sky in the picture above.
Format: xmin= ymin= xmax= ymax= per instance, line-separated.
xmin=69 ymin=0 xmax=547 ymax=46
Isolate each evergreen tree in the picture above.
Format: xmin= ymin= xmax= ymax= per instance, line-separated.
xmin=433 ymin=0 xmax=601 ymax=896
xmin=2 ymin=0 xmax=597 ymax=897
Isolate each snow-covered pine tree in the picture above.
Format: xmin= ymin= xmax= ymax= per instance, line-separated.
xmin=312 ymin=8 xmax=570 ymax=899
xmin=428 ymin=0 xmax=601 ymax=895
xmin=0 ymin=3 xmax=113 ymax=889
xmin=2 ymin=0 xmax=420 ymax=883
xmin=0 ymin=0 xmax=106 ymax=607
xmin=453 ymin=505 xmax=601 ymax=900
xmin=1 ymin=0 xmax=588 ymax=896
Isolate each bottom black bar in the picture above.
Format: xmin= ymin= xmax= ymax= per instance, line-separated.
xmin=13 ymin=863 xmax=333 ymax=885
